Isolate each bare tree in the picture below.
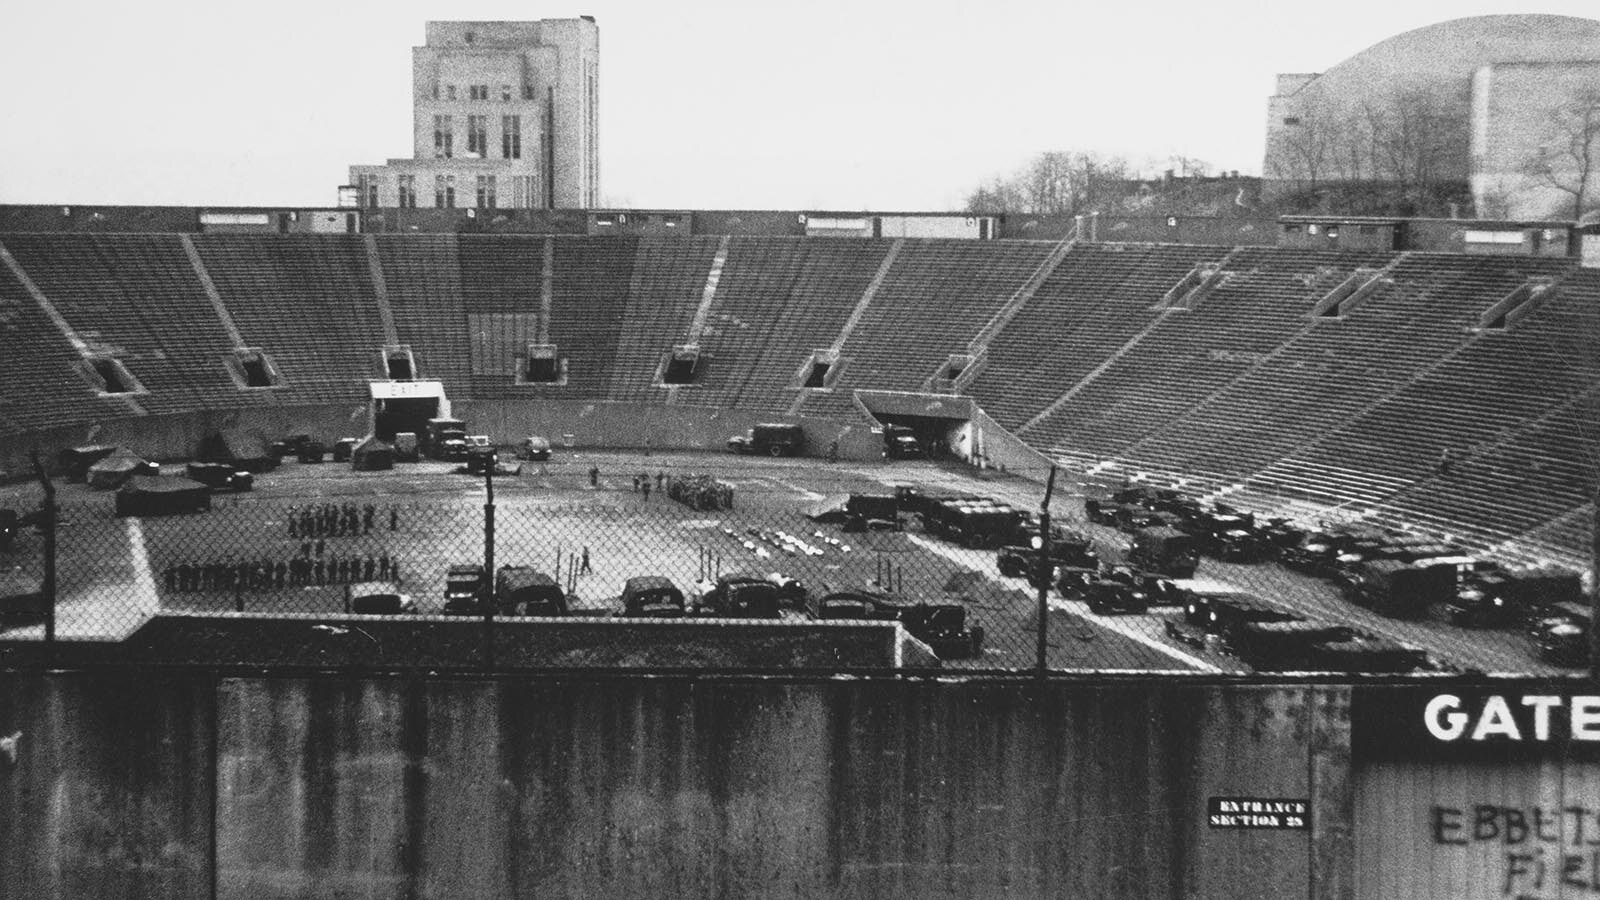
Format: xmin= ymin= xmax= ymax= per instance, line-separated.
xmin=1363 ymin=89 xmax=1459 ymax=212
xmin=965 ymin=151 xmax=1133 ymax=215
xmin=1523 ymin=87 xmax=1600 ymax=219
xmin=1268 ymin=97 xmax=1336 ymax=195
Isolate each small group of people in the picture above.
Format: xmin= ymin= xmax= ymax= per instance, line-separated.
xmin=630 ymin=471 xmax=668 ymax=499
xmin=286 ymin=502 xmax=401 ymax=538
xmin=164 ymin=547 xmax=402 ymax=594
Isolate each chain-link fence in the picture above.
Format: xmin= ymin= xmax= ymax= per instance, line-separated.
xmin=0 ymin=458 xmax=1589 ymax=676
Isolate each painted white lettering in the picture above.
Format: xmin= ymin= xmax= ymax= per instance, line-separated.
xmin=1572 ymin=698 xmax=1600 ymax=740
xmin=1472 ymin=696 xmax=1523 ymax=741
xmin=1523 ymin=696 xmax=1563 ymax=741
xmin=1426 ymin=694 xmax=1468 ymax=741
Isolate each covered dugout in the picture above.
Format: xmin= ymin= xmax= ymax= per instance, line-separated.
xmin=351 ymin=437 xmax=395 ymax=471
xmin=115 ymin=476 xmax=210 ymax=517
xmin=85 ymin=449 xmax=159 ymax=489
xmin=199 ymin=429 xmax=277 ymax=473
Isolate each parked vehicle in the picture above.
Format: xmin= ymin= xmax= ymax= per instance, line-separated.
xmin=184 ymin=462 xmax=254 ymax=492
xmin=1128 ymin=527 xmax=1199 ymax=579
xmin=496 ymin=567 xmax=567 ymax=616
xmin=441 ymin=564 xmax=488 ymax=615
xmin=392 ymin=432 xmax=419 ymax=463
xmin=329 ymin=438 xmax=357 ymax=463
xmin=617 ymin=576 xmax=687 ymax=618
xmin=346 ymin=581 xmax=416 ymax=615
xmin=728 ymin=422 xmax=805 ymax=457
xmin=423 ymin=418 xmax=469 ymax=461
xmin=1342 ymin=559 xmax=1456 ymax=619
xmin=694 ymin=572 xmax=783 ymax=619
xmin=882 ymin=424 xmax=923 ymax=459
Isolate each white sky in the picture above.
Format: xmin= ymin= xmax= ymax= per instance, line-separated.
xmin=0 ymin=0 xmax=1595 ymax=210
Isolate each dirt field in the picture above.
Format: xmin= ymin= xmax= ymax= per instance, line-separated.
xmin=0 ymin=449 xmax=1576 ymax=674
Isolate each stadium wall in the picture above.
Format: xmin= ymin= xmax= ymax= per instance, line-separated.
xmin=0 ymin=672 xmax=1353 ymax=900
xmin=0 ymin=400 xmax=886 ymax=478
xmin=453 ymin=398 xmax=884 ymax=460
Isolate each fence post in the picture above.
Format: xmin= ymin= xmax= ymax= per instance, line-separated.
xmin=1036 ymin=465 xmax=1058 ymax=677
xmin=483 ymin=451 xmax=497 ymax=670
xmin=30 ymin=450 xmax=56 ymax=653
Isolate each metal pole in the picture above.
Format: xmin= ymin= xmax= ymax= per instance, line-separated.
xmin=1037 ymin=465 xmax=1059 ymax=677
xmin=484 ymin=451 xmax=496 ymax=669
xmin=31 ymin=450 xmax=56 ymax=651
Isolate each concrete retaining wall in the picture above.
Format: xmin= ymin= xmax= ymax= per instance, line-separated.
xmin=0 ymin=673 xmax=1351 ymax=900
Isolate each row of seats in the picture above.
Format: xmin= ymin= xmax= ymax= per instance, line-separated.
xmin=0 ymin=233 xmax=1590 ymax=560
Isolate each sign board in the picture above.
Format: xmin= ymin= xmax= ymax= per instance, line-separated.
xmin=1207 ymin=797 xmax=1310 ymax=830
xmin=369 ymin=380 xmax=444 ymax=400
xmin=1355 ymin=687 xmax=1600 ymax=762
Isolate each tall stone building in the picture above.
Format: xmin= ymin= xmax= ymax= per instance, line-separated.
xmin=349 ymin=18 xmax=599 ymax=211
xmin=1262 ymin=15 xmax=1600 ymax=219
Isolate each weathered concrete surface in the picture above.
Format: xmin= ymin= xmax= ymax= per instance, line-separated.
xmin=0 ymin=674 xmax=1348 ymax=900
xmin=0 ymin=673 xmax=213 ymax=900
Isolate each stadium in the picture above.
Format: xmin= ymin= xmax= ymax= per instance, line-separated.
xmin=0 ymin=11 xmax=1598 ymax=900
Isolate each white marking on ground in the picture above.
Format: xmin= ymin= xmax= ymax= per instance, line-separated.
xmin=904 ymin=533 xmax=1222 ymax=673
xmin=124 ymin=518 xmax=158 ymax=611
xmin=768 ymin=478 xmax=825 ymax=501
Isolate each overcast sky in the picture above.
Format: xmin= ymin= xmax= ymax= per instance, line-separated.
xmin=1 ymin=0 xmax=1595 ymax=210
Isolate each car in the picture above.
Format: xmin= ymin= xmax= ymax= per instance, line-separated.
xmin=882 ymin=425 xmax=923 ymax=459
xmin=496 ymin=567 xmax=567 ymax=616
xmin=346 ymin=581 xmax=416 ymax=615
xmin=184 ymin=462 xmax=254 ymax=492
xmin=441 ymin=563 xmax=488 ymax=615
xmin=810 ymin=590 xmax=876 ymax=620
xmin=1081 ymin=579 xmax=1150 ymax=615
xmin=694 ymin=572 xmax=783 ymax=618
xmin=617 ymin=576 xmax=687 ymax=618
xmin=517 ymin=435 xmax=552 ymax=461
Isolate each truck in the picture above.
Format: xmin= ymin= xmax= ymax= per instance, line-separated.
xmin=727 ymin=422 xmax=805 ymax=457
xmin=423 ymin=418 xmax=469 ymax=461
xmin=441 ymin=564 xmax=488 ymax=615
xmin=882 ymin=424 xmax=923 ymax=459
xmin=1127 ymin=527 xmax=1200 ymax=579
xmin=1342 ymin=559 xmax=1456 ymax=619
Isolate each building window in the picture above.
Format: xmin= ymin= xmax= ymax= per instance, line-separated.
xmin=476 ymin=175 xmax=496 ymax=209
xmin=512 ymin=174 xmax=535 ymax=209
xmin=435 ymin=175 xmax=456 ymax=209
xmin=1282 ymin=117 xmax=1301 ymax=126
xmin=522 ymin=83 xmax=536 ymax=100
xmin=358 ymin=174 xmax=380 ymax=208
xmin=501 ymin=84 xmax=511 ymax=101
xmin=433 ymin=115 xmax=453 ymax=158
xmin=469 ymin=84 xmax=488 ymax=101
xmin=467 ymin=115 xmax=487 ymax=157
xmin=446 ymin=85 xmax=456 ymax=101
xmin=398 ymin=175 xmax=416 ymax=209
xmin=502 ymin=115 xmax=521 ymax=159
xmin=431 ymin=84 xmax=439 ymax=100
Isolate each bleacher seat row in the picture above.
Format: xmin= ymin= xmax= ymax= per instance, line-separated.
xmin=0 ymin=234 xmax=1592 ymax=562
